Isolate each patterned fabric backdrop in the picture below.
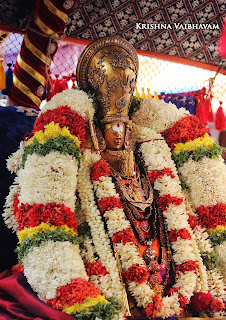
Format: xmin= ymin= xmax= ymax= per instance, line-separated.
xmin=0 ymin=0 xmax=225 ymax=69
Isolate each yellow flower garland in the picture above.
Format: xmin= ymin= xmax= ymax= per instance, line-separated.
xmin=62 ymin=295 xmax=108 ymax=314
xmin=17 ymin=222 xmax=77 ymax=244
xmin=173 ymin=133 xmax=214 ymax=154
xmin=27 ymin=122 xmax=81 ymax=149
xmin=207 ymin=225 xmax=226 ymax=235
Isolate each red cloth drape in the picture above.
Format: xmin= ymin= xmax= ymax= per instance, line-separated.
xmin=0 ymin=270 xmax=74 ymax=320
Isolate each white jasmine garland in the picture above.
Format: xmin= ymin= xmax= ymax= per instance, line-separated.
xmin=175 ymin=271 xmax=197 ymax=297
xmin=163 ymin=205 xmax=189 ymax=230
xmin=127 ymin=282 xmax=155 ymax=308
xmin=77 ymin=149 xmax=124 ymax=301
xmin=18 ymin=152 xmax=78 ymax=211
xmin=90 ymin=131 xmax=199 ymax=318
xmin=171 ymin=239 xmax=196 ymax=265
xmin=192 ymin=226 xmax=212 ymax=253
xmin=132 ymin=98 xmax=188 ymax=133
xmin=3 ymin=183 xmax=20 ymax=231
xmin=6 ymin=140 xmax=26 ymax=173
xmin=40 ymin=89 xmax=95 ymax=122
xmin=115 ymin=242 xmax=146 ymax=270
xmin=207 ymin=270 xmax=226 ymax=299
xmin=23 ymin=240 xmax=88 ymax=301
xmin=178 ymin=157 xmax=226 ymax=209
xmin=80 ymin=238 xmax=97 ymax=263
xmin=215 ymin=242 xmax=226 ymax=283
xmin=89 ymin=274 xmax=115 ymax=299
xmin=93 ymin=176 xmax=120 ymax=199
xmin=156 ymin=294 xmax=181 ymax=318
xmin=104 ymin=209 xmax=130 ymax=237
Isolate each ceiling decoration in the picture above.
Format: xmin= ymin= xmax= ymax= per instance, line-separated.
xmin=0 ymin=0 xmax=225 ymax=70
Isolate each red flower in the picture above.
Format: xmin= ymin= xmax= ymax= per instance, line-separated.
xmin=97 ymin=197 xmax=122 ymax=214
xmin=144 ymin=294 xmax=163 ymax=318
xmin=112 ymin=228 xmax=136 ymax=245
xmin=178 ymin=294 xmax=190 ymax=308
xmin=168 ymin=286 xmax=181 ymax=295
xmin=175 ymin=260 xmax=199 ymax=274
xmin=85 ymin=260 xmax=109 ymax=276
xmin=188 ymin=214 xmax=205 ymax=229
xmin=148 ymin=168 xmax=175 ymax=184
xmin=210 ymin=298 xmax=225 ymax=312
xmin=169 ymin=228 xmax=191 ymax=242
xmin=158 ymin=194 xmax=183 ymax=212
xmin=45 ymin=277 xmax=101 ymax=310
xmin=90 ymin=159 xmax=110 ymax=182
xmin=11 ymin=263 xmax=24 ymax=273
xmin=33 ymin=106 xmax=88 ymax=148
xmin=15 ymin=202 xmax=78 ymax=231
xmin=196 ymin=203 xmax=226 ymax=229
xmin=122 ymin=264 xmax=149 ymax=284
xmin=161 ymin=115 xmax=209 ymax=151
xmin=191 ymin=292 xmax=212 ymax=312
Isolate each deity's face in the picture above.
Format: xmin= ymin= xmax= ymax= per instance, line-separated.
xmin=104 ymin=122 xmax=125 ymax=150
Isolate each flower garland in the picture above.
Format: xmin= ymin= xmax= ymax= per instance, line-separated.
xmin=88 ymin=125 xmax=201 ymax=319
xmin=77 ymin=150 xmax=125 ymax=304
xmin=4 ymin=89 xmax=121 ymax=319
xmin=132 ymin=98 xmax=226 ymax=317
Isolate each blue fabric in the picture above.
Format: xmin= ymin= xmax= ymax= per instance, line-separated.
xmin=0 ymin=106 xmax=38 ymax=272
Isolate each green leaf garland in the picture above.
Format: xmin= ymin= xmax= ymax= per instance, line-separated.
xmin=15 ymin=227 xmax=81 ymax=262
xmin=71 ymin=296 xmax=121 ymax=320
xmin=22 ymin=136 xmax=81 ymax=168
xmin=172 ymin=142 xmax=222 ymax=168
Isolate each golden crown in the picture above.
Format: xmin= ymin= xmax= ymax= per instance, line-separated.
xmin=76 ymin=36 xmax=139 ymax=124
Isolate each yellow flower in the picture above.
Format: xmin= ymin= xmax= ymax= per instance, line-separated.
xmin=174 ymin=133 xmax=214 ymax=154
xmin=207 ymin=225 xmax=226 ymax=234
xmin=63 ymin=295 xmax=108 ymax=314
xmin=27 ymin=122 xmax=81 ymax=149
xmin=17 ymin=222 xmax=77 ymax=244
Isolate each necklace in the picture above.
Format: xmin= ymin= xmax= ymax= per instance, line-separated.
xmin=105 ymin=149 xmax=124 ymax=159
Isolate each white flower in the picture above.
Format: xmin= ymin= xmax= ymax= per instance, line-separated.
xmin=116 ymin=242 xmax=145 ymax=270
xmin=23 ymin=240 xmax=88 ymax=300
xmin=132 ymin=98 xmax=188 ymax=133
xmin=93 ymin=176 xmax=119 ymax=199
xmin=3 ymin=183 xmax=20 ymax=231
xmin=178 ymin=157 xmax=226 ymax=209
xmin=40 ymin=89 xmax=95 ymax=122
xmin=171 ymin=239 xmax=196 ymax=265
xmin=18 ymin=152 xmax=78 ymax=211
xmin=215 ymin=242 xmax=226 ymax=284
xmin=6 ymin=140 xmax=26 ymax=173
xmin=127 ymin=281 xmax=155 ymax=308
xmin=156 ymin=294 xmax=181 ymax=318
